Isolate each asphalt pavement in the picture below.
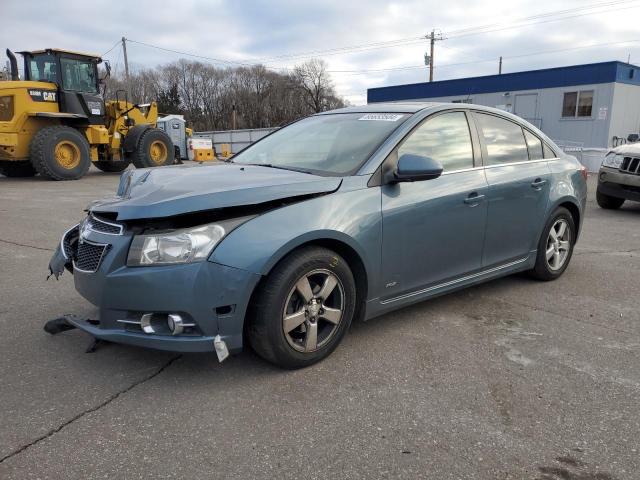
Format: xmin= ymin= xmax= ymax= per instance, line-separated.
xmin=0 ymin=168 xmax=639 ymax=479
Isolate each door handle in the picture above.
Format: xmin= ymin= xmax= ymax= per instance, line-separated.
xmin=531 ymin=178 xmax=547 ymax=190
xmin=464 ymin=193 xmax=485 ymax=205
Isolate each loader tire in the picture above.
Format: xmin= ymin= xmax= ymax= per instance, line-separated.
xmin=30 ymin=126 xmax=91 ymax=180
xmin=130 ymin=128 xmax=174 ymax=169
xmin=0 ymin=161 xmax=37 ymax=178
xmin=94 ymin=160 xmax=130 ymax=173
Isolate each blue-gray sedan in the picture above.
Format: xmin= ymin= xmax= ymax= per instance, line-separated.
xmin=48 ymin=103 xmax=588 ymax=368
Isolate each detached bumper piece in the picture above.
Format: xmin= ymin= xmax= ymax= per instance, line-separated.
xmin=48 ymin=225 xmax=79 ymax=279
xmin=43 ymin=315 xmax=78 ymax=335
xmin=45 ymin=312 xmax=231 ymax=357
xmin=43 ymin=314 xmax=107 ymax=353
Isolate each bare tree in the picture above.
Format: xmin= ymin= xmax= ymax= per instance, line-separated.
xmin=292 ymin=59 xmax=343 ymax=113
xmin=101 ymin=57 xmax=347 ymax=131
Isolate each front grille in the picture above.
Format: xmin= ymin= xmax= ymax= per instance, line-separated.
xmin=75 ymin=241 xmax=108 ymax=272
xmin=87 ymin=215 xmax=123 ymax=235
xmin=620 ymin=156 xmax=640 ymax=175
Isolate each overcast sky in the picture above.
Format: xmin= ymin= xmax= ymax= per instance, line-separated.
xmin=2 ymin=0 xmax=640 ymax=104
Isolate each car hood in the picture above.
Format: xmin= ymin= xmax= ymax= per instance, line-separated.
xmin=611 ymin=143 xmax=640 ymax=156
xmin=89 ymin=163 xmax=342 ymax=221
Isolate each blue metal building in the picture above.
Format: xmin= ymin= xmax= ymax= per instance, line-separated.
xmin=367 ymin=61 xmax=640 ymax=148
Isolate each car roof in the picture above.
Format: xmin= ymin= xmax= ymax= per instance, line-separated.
xmin=318 ymin=102 xmax=529 ymax=119
xmin=612 ymin=142 xmax=640 ymax=155
xmin=318 ymin=102 xmax=442 ymax=114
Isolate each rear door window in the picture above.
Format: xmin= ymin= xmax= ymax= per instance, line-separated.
xmin=475 ymin=113 xmax=529 ymax=165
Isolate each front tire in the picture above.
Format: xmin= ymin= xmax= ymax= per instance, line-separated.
xmin=30 ymin=126 xmax=91 ymax=180
xmin=596 ymin=188 xmax=625 ymax=209
xmin=529 ymin=207 xmax=575 ymax=281
xmin=130 ymin=128 xmax=174 ymax=168
xmin=247 ymin=247 xmax=356 ymax=369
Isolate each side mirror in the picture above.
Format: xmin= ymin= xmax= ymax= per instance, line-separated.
xmin=100 ymin=61 xmax=111 ymax=83
xmin=392 ymin=153 xmax=443 ymax=182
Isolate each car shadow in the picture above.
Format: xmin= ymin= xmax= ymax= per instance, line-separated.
xmin=55 ymin=272 xmax=534 ymax=384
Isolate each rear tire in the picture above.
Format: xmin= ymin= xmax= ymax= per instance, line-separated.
xmin=30 ymin=126 xmax=91 ymax=180
xmin=596 ymin=188 xmax=625 ymax=209
xmin=130 ymin=128 xmax=174 ymax=168
xmin=529 ymin=207 xmax=575 ymax=281
xmin=247 ymin=246 xmax=356 ymax=369
xmin=94 ymin=160 xmax=130 ymax=173
xmin=0 ymin=161 xmax=37 ymax=177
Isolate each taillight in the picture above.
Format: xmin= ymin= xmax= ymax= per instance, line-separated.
xmin=580 ymin=165 xmax=588 ymax=181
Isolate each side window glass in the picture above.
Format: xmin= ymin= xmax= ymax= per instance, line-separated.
xmin=524 ymin=130 xmax=543 ymax=160
xmin=29 ymin=55 xmax=57 ymax=83
xmin=543 ymin=143 xmax=557 ymax=159
xmin=60 ymin=58 xmax=98 ymax=93
xmin=475 ymin=113 xmax=529 ymax=165
xmin=398 ymin=111 xmax=474 ymax=172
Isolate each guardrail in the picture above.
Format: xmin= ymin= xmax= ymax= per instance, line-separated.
xmin=553 ymin=140 xmax=607 ymax=172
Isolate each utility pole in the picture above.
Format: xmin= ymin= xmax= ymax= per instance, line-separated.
xmin=499 ymin=56 xmax=503 ymax=74
xmin=425 ymin=30 xmax=444 ymax=82
xmin=121 ymin=36 xmax=130 ymax=98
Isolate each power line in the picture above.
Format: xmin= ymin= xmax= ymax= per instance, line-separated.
xmin=125 ymin=39 xmax=259 ymax=68
xmin=260 ymin=0 xmax=640 ymax=64
xmin=256 ymin=37 xmax=425 ymax=62
xmin=112 ymin=43 xmax=122 ymax=77
xmin=101 ymin=40 xmax=121 ymax=57
xmin=446 ymin=0 xmax=637 ymax=36
xmin=327 ymin=39 xmax=640 ymax=75
xmin=100 ymin=0 xmax=640 ymax=74
xmin=447 ymin=3 xmax=640 ymax=39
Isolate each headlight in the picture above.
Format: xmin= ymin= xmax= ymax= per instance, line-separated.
xmin=127 ymin=217 xmax=253 ymax=266
xmin=602 ymin=153 xmax=624 ymax=168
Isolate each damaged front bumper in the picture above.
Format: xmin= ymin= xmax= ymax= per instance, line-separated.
xmin=48 ymin=220 xmax=261 ymax=355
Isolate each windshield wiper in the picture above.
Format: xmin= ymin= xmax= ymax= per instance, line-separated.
xmin=243 ymin=163 xmax=314 ymax=175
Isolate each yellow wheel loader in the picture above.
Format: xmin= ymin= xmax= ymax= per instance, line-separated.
xmin=0 ymin=48 xmax=174 ymax=180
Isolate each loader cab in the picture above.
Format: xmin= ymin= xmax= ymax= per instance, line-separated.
xmin=19 ymin=49 xmax=105 ymax=125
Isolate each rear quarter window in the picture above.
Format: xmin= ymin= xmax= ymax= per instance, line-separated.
xmin=543 ymin=143 xmax=558 ymax=159
xmin=524 ymin=130 xmax=544 ymax=160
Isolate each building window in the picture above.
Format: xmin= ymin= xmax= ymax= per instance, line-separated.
xmin=562 ymin=90 xmax=593 ymax=118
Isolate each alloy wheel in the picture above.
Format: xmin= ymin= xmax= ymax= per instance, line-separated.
xmin=282 ymin=269 xmax=345 ymax=353
xmin=545 ymin=218 xmax=571 ymax=271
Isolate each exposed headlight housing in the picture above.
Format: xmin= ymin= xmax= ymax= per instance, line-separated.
xmin=602 ymin=152 xmax=624 ymax=168
xmin=127 ymin=217 xmax=253 ymax=266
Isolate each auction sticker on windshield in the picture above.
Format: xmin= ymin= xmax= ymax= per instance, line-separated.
xmin=358 ymin=113 xmax=405 ymax=122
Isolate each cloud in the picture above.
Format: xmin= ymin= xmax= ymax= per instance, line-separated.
xmin=2 ymin=0 xmax=639 ymax=104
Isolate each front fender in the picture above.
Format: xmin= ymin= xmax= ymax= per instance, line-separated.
xmin=210 ymin=183 xmax=383 ymax=299
xmin=258 ymin=229 xmax=370 ymax=275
